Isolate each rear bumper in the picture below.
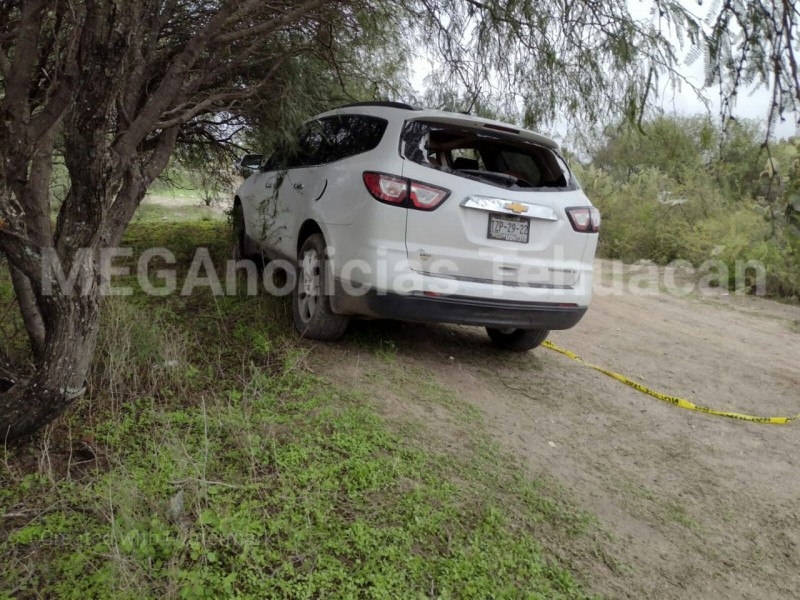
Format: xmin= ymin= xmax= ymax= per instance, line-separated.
xmin=331 ymin=284 xmax=587 ymax=330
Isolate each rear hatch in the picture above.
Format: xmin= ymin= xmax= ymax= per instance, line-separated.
xmin=399 ymin=114 xmax=592 ymax=289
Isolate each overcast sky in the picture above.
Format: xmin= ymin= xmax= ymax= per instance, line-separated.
xmin=627 ymin=0 xmax=796 ymax=140
xmin=410 ymin=1 xmax=797 ymax=141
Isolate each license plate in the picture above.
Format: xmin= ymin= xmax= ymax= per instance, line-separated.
xmin=488 ymin=213 xmax=530 ymax=243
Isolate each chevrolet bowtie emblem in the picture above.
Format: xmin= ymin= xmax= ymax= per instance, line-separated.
xmin=504 ymin=202 xmax=529 ymax=214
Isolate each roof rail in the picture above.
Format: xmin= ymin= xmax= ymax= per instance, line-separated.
xmin=335 ymin=101 xmax=420 ymax=111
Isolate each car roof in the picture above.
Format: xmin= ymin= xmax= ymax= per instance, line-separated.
xmin=314 ymin=104 xmax=559 ymax=150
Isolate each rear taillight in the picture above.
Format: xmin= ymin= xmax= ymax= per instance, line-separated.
xmin=363 ymin=171 xmax=450 ymax=211
xmin=566 ymin=207 xmax=601 ymax=233
xmin=409 ymin=180 xmax=449 ymax=210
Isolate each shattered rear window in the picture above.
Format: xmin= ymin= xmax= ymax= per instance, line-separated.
xmin=400 ymin=121 xmax=579 ymax=191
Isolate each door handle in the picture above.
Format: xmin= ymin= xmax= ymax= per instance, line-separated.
xmin=265 ymin=181 xmax=273 ymax=189
xmin=293 ymin=182 xmax=304 ymax=191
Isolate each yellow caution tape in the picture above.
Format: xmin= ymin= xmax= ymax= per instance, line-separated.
xmin=542 ymin=340 xmax=800 ymax=425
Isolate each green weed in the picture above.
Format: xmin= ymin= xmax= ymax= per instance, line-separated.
xmin=0 ymin=221 xmax=597 ymax=599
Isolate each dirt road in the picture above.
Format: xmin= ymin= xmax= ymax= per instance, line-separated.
xmin=314 ymin=260 xmax=800 ymax=599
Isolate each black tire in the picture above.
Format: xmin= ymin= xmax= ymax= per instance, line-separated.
xmin=486 ymin=327 xmax=549 ymax=351
xmin=292 ymin=233 xmax=349 ymax=340
xmin=232 ymin=200 xmax=260 ymax=261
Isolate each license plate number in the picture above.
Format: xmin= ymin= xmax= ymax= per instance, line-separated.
xmin=488 ymin=213 xmax=530 ymax=243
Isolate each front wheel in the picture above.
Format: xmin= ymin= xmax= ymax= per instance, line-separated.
xmin=486 ymin=327 xmax=549 ymax=351
xmin=292 ymin=234 xmax=349 ymax=340
xmin=232 ymin=200 xmax=260 ymax=261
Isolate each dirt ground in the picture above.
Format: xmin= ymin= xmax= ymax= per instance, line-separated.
xmin=138 ymin=193 xmax=230 ymax=219
xmin=314 ymin=260 xmax=800 ymax=600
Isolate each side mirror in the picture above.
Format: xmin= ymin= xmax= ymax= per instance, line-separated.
xmin=236 ymin=154 xmax=263 ymax=172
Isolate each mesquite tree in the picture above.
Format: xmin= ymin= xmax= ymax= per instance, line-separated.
xmin=1 ymin=0 xmax=799 ymax=440
xmin=0 ymin=0 xmax=385 ymax=439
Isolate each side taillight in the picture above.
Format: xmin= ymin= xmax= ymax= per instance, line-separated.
xmin=363 ymin=172 xmax=407 ymax=205
xmin=363 ymin=172 xmax=450 ymax=211
xmin=566 ymin=207 xmax=601 ymax=233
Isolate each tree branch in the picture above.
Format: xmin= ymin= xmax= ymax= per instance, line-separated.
xmin=212 ymin=0 xmax=333 ymax=44
xmin=0 ymin=352 xmax=17 ymax=388
xmin=28 ymin=5 xmax=84 ymax=143
xmin=112 ymin=5 xmax=238 ymax=163
xmin=155 ymin=55 xmax=290 ymax=129
xmin=0 ymin=228 xmax=42 ymax=287
xmin=0 ymin=48 xmax=10 ymax=78
xmin=7 ymin=266 xmax=45 ymax=360
xmin=3 ymin=0 xmax=46 ymax=114
xmin=101 ymin=126 xmax=181 ymax=248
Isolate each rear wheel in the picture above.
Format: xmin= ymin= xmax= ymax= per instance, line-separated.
xmin=486 ymin=327 xmax=549 ymax=351
xmin=292 ymin=234 xmax=349 ymax=340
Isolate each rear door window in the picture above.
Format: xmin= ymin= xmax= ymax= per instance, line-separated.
xmin=265 ymin=122 xmax=325 ymax=171
xmin=318 ymin=115 xmax=388 ymax=163
xmin=290 ymin=122 xmax=327 ymax=168
xmin=264 ymin=115 xmax=387 ymax=170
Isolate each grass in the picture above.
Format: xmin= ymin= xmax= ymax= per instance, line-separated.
xmin=132 ymin=202 xmax=223 ymax=223
xmin=148 ymin=168 xmax=204 ymax=201
xmin=0 ymin=213 xmax=599 ymax=599
xmin=343 ymin=353 xmax=600 ymax=535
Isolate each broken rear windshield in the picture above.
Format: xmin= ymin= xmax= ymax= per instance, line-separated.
xmin=400 ymin=121 xmax=579 ymax=191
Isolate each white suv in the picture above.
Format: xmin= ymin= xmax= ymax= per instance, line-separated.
xmin=233 ymin=102 xmax=599 ymax=351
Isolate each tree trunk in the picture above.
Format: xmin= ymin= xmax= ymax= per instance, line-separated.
xmin=0 ymin=145 xmax=175 ymax=440
xmin=0 ymin=253 xmax=101 ymax=440
xmin=0 ymin=302 xmax=100 ymax=440
xmin=0 ymin=0 xmax=366 ymax=440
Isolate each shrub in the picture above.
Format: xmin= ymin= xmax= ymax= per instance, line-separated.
xmin=573 ymin=116 xmax=800 ymax=298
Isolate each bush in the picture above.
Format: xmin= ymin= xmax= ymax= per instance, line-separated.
xmin=577 ymin=164 xmax=725 ymax=264
xmin=574 ymin=116 xmax=800 ymax=298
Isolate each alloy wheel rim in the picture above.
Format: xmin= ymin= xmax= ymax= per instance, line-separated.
xmin=298 ymin=249 xmax=321 ymax=322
